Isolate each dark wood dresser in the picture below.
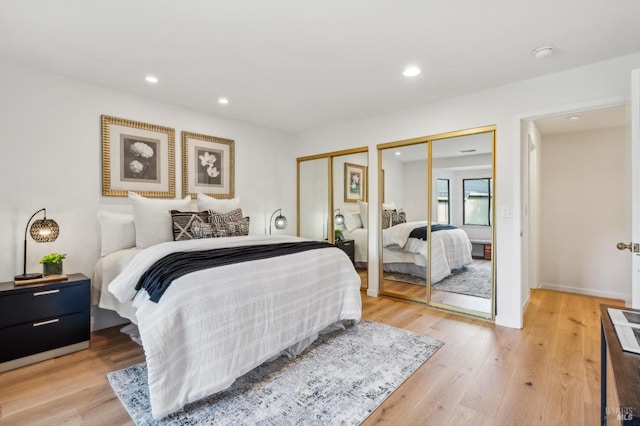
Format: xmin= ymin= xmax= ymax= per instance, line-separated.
xmin=600 ymin=304 xmax=640 ymax=425
xmin=0 ymin=273 xmax=90 ymax=372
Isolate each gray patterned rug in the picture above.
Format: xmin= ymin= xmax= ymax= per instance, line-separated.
xmin=107 ymin=321 xmax=443 ymax=425
xmin=433 ymin=262 xmax=492 ymax=299
xmin=386 ymin=261 xmax=491 ymax=299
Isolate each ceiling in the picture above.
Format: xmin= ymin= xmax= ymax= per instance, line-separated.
xmin=534 ymin=104 xmax=627 ymax=136
xmin=1 ymin=1 xmax=640 ymax=134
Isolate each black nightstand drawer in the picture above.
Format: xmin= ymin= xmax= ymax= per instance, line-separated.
xmin=0 ymin=312 xmax=90 ymax=362
xmin=0 ymin=282 xmax=89 ymax=328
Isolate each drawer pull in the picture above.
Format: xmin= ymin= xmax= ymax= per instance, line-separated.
xmin=33 ymin=319 xmax=60 ymax=327
xmin=33 ymin=289 xmax=60 ymax=296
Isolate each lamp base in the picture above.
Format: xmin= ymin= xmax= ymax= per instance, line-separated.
xmin=14 ymin=272 xmax=44 ymax=281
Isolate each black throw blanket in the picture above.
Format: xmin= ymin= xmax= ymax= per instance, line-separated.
xmin=408 ymin=224 xmax=458 ymax=241
xmin=136 ymin=241 xmax=334 ymax=303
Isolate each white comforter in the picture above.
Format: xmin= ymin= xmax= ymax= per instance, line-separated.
xmin=383 ymin=221 xmax=473 ymax=283
xmin=108 ymin=235 xmax=362 ymax=419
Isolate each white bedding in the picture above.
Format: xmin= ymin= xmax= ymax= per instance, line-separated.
xmin=384 ymin=221 xmax=472 ymax=283
xmin=346 ymin=221 xmax=472 ymax=283
xmin=94 ymin=247 xmax=141 ymax=322
xmin=107 ymin=235 xmax=362 ymax=419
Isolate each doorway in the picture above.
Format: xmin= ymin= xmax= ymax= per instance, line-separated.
xmin=523 ymin=104 xmax=631 ymax=304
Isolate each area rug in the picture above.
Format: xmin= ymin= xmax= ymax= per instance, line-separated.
xmin=107 ymin=321 xmax=442 ymax=426
xmin=432 ymin=262 xmax=492 ymax=299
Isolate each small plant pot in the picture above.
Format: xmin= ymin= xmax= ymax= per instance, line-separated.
xmin=43 ymin=262 xmax=63 ymax=276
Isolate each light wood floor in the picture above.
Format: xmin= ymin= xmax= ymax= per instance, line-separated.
xmin=0 ymin=289 xmax=623 ymax=425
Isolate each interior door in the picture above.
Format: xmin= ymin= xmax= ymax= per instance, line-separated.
xmin=632 ymin=68 xmax=640 ymax=308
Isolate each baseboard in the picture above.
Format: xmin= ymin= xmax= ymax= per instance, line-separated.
xmin=539 ymin=283 xmax=629 ymax=304
xmin=366 ymin=288 xmax=379 ymax=297
xmin=522 ymin=292 xmax=531 ymax=315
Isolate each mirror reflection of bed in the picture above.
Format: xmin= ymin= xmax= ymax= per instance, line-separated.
xmin=378 ymin=128 xmax=495 ymax=318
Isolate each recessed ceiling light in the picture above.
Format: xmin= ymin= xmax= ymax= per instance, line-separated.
xmin=395 ymin=151 xmax=402 ymax=156
xmin=568 ymin=115 xmax=580 ymax=121
xmin=402 ymin=66 xmax=421 ymax=77
xmin=531 ymin=45 xmax=555 ymax=59
xmin=218 ymin=98 xmax=229 ymax=105
xmin=145 ymin=75 xmax=158 ymax=84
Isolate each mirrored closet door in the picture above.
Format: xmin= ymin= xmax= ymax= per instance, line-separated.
xmin=377 ymin=126 xmax=496 ymax=320
xmin=378 ymin=141 xmax=428 ymax=303
xmin=429 ymin=128 xmax=495 ymax=319
xmin=297 ymin=148 xmax=369 ymax=290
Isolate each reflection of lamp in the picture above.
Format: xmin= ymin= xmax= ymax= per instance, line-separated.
xmin=15 ymin=208 xmax=60 ymax=281
xmin=334 ymin=209 xmax=345 ymax=225
xmin=269 ymin=209 xmax=287 ymax=234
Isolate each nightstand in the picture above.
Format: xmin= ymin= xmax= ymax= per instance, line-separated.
xmin=335 ymin=239 xmax=355 ymax=264
xmin=0 ymin=273 xmax=91 ymax=372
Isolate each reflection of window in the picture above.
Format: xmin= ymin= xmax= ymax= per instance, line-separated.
xmin=463 ymin=178 xmax=491 ymax=226
xmin=436 ymin=178 xmax=450 ymax=224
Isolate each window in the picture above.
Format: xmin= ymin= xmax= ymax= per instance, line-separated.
xmin=436 ymin=178 xmax=450 ymax=224
xmin=463 ymin=178 xmax=491 ymax=226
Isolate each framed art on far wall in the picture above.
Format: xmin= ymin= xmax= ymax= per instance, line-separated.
xmin=101 ymin=115 xmax=176 ymax=198
xmin=344 ymin=162 xmax=366 ymax=203
xmin=182 ymin=131 xmax=235 ymax=199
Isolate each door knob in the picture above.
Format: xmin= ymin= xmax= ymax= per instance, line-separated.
xmin=617 ymin=242 xmax=640 ymax=252
xmin=617 ymin=242 xmax=632 ymax=251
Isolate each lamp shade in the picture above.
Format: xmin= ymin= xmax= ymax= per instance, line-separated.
xmin=30 ymin=218 xmax=59 ymax=242
xmin=274 ymin=214 xmax=287 ymax=230
xmin=334 ymin=209 xmax=345 ymax=225
xmin=269 ymin=209 xmax=288 ymax=234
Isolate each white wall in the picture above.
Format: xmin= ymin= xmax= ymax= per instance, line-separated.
xmin=403 ymin=161 xmax=428 ymax=221
xmin=539 ymin=127 xmax=630 ymax=301
xmin=381 ymin=156 xmax=407 ymax=210
xmin=293 ymin=52 xmax=640 ymax=328
xmin=0 ymin=59 xmax=296 ymax=327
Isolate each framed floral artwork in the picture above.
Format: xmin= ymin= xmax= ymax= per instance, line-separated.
xmin=101 ymin=115 xmax=175 ymax=197
xmin=344 ymin=162 xmax=366 ymax=203
xmin=181 ymin=131 xmax=235 ymax=199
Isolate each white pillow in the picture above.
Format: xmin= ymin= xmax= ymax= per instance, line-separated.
xmin=196 ymin=192 xmax=241 ymax=213
xmin=97 ymin=211 xmax=136 ymax=256
xmin=357 ymin=200 xmax=368 ymax=229
xmin=382 ymin=202 xmax=396 ymax=211
xmin=129 ymin=192 xmax=192 ymax=248
xmin=344 ymin=213 xmax=363 ymax=233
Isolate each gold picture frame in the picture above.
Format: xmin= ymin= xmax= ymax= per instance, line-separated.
xmin=101 ymin=115 xmax=175 ymax=198
xmin=344 ymin=162 xmax=366 ymax=203
xmin=181 ymin=131 xmax=235 ymax=199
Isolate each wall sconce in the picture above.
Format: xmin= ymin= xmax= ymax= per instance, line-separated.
xmin=334 ymin=209 xmax=345 ymax=225
xmin=15 ymin=208 xmax=60 ymax=281
xmin=269 ymin=209 xmax=287 ymax=234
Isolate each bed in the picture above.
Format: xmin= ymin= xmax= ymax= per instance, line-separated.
xmin=94 ymin=194 xmax=362 ymax=420
xmin=341 ymin=216 xmax=472 ymax=284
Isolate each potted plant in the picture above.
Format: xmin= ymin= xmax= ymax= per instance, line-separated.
xmin=39 ymin=253 xmax=66 ymax=276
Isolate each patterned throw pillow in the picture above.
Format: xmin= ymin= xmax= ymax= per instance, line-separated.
xmin=170 ymin=210 xmax=212 ymax=241
xmin=209 ymin=208 xmax=250 ymax=237
xmin=382 ymin=209 xmax=407 ymax=229
xmin=392 ymin=210 xmax=407 ymax=226
xmin=381 ymin=209 xmax=394 ymax=229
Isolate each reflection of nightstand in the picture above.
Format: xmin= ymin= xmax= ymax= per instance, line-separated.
xmin=0 ymin=273 xmax=91 ymax=372
xmin=335 ymin=239 xmax=355 ymax=264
